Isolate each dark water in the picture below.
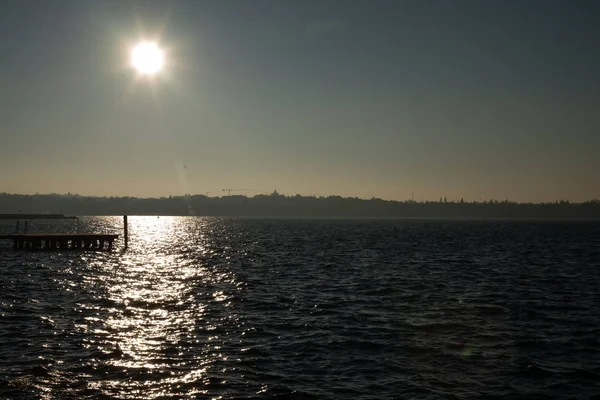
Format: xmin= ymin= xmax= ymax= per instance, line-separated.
xmin=1 ymin=217 xmax=600 ymax=399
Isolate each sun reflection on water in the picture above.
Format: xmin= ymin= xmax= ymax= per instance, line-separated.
xmin=76 ymin=217 xmax=239 ymax=398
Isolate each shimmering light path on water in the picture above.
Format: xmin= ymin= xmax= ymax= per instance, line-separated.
xmin=1 ymin=217 xmax=600 ymax=399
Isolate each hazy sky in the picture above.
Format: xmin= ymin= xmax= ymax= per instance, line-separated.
xmin=1 ymin=0 xmax=599 ymax=202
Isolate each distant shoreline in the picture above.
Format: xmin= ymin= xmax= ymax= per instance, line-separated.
xmin=2 ymin=193 xmax=600 ymax=219
xmin=75 ymin=215 xmax=600 ymax=220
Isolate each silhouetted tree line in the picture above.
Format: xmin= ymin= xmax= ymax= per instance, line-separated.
xmin=1 ymin=193 xmax=600 ymax=218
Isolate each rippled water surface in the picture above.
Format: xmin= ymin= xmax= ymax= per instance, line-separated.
xmin=1 ymin=217 xmax=600 ymax=399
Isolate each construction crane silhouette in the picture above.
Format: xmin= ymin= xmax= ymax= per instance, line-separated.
xmin=222 ymin=188 xmax=256 ymax=196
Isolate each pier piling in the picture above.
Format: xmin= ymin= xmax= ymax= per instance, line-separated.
xmin=124 ymin=215 xmax=128 ymax=249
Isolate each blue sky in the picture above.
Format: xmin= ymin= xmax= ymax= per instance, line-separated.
xmin=1 ymin=0 xmax=599 ymax=201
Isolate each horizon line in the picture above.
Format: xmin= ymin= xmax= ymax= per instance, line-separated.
xmin=1 ymin=192 xmax=599 ymax=205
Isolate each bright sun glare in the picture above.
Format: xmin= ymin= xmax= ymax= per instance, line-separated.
xmin=131 ymin=42 xmax=164 ymax=75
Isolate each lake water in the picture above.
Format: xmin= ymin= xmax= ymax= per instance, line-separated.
xmin=1 ymin=217 xmax=599 ymax=399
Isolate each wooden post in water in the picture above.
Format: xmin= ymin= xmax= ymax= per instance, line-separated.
xmin=123 ymin=215 xmax=128 ymax=249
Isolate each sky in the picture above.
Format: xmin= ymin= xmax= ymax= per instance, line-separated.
xmin=1 ymin=0 xmax=599 ymax=202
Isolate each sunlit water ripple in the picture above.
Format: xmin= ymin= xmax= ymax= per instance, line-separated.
xmin=1 ymin=217 xmax=600 ymax=399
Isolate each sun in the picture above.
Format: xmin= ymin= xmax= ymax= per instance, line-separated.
xmin=131 ymin=42 xmax=164 ymax=75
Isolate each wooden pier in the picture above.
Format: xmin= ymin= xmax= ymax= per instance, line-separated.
xmin=0 ymin=233 xmax=119 ymax=251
